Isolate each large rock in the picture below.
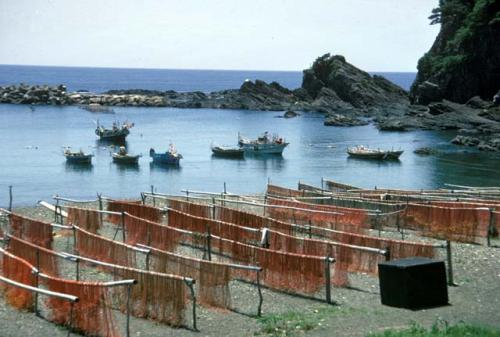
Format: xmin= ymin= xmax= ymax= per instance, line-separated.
xmin=324 ymin=114 xmax=368 ymax=127
xmin=412 ymin=81 xmax=443 ymax=105
xmin=302 ymin=53 xmax=409 ymax=108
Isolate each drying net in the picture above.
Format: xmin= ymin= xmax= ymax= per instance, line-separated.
xmin=107 ymin=200 xmax=161 ymax=224
xmin=7 ymin=236 xmax=60 ymax=276
xmin=149 ymin=247 xmax=232 ymax=309
xmin=75 ymin=226 xmax=137 ymax=268
xmin=67 ymin=207 xmax=102 ymax=234
xmin=0 ymin=249 xmax=36 ymax=310
xmin=309 ymin=226 xmax=436 ymax=260
xmin=166 ymin=198 xmax=212 ymax=218
xmin=45 ymin=277 xmax=120 ymax=337
xmin=267 ymin=197 xmax=368 ymax=234
xmin=9 ymin=213 xmax=53 ymax=249
xmin=214 ymin=236 xmax=327 ymax=294
xmin=167 ymin=209 xmax=261 ymax=244
xmin=266 ymin=184 xmax=304 ymax=198
xmin=404 ymin=204 xmax=490 ymax=243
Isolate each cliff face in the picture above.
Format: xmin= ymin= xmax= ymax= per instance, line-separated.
xmin=410 ymin=0 xmax=500 ymax=104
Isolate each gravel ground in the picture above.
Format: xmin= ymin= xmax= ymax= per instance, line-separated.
xmin=0 ymin=202 xmax=499 ymax=337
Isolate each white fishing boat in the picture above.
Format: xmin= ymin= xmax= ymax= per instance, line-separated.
xmin=347 ymin=145 xmax=403 ymax=160
xmin=63 ymin=148 xmax=93 ymax=164
xmin=238 ymin=132 xmax=289 ymax=154
xmin=111 ymin=146 xmax=141 ymax=164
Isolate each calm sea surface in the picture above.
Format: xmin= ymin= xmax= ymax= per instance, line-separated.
xmin=0 ymin=66 xmax=498 ymax=206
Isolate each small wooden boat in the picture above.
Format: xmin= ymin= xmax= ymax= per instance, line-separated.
xmin=112 ymin=146 xmax=141 ymax=164
xmin=211 ymin=145 xmax=244 ymax=158
xmin=150 ymin=144 xmax=183 ymax=165
xmin=238 ymin=132 xmax=289 ymax=154
xmin=63 ymin=148 xmax=93 ymax=164
xmin=347 ymin=145 xmax=403 ymax=160
xmin=95 ymin=120 xmax=134 ymax=141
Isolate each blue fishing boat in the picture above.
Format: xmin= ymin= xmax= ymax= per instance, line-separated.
xmin=149 ymin=144 xmax=183 ymax=165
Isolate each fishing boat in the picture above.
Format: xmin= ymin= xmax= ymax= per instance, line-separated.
xmin=95 ymin=120 xmax=134 ymax=141
xmin=211 ymin=144 xmax=244 ymax=158
xmin=149 ymin=144 xmax=183 ymax=165
xmin=112 ymin=146 xmax=141 ymax=165
xmin=347 ymin=145 xmax=403 ymax=160
xmin=238 ymin=132 xmax=289 ymax=154
xmin=63 ymin=148 xmax=93 ymax=164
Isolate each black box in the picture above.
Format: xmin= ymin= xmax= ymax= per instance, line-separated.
xmin=378 ymin=257 xmax=449 ymax=309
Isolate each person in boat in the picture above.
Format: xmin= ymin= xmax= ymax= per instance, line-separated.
xmin=118 ymin=146 xmax=127 ymax=155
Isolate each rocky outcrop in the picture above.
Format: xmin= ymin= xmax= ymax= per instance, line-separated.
xmin=410 ymin=0 xmax=500 ymax=103
xmin=0 ymin=84 xmax=70 ymax=105
xmin=323 ymin=114 xmax=368 ymax=127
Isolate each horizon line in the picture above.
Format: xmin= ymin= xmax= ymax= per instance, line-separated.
xmin=0 ymin=63 xmax=418 ymax=74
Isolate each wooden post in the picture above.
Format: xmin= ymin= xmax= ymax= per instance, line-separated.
xmin=121 ymin=212 xmax=126 ymax=243
xmin=223 ymin=182 xmax=227 ymax=195
xmin=8 ymin=185 xmax=12 ymax=212
xmin=308 ymin=220 xmax=312 ymax=238
xmin=55 ymin=199 xmax=60 ymax=224
xmin=185 ymin=280 xmax=197 ymax=331
xmin=446 ymin=240 xmax=455 ymax=286
xmin=72 ymin=227 xmax=78 ymax=255
xmin=140 ymin=192 xmax=146 ymax=205
xmin=384 ymin=246 xmax=391 ymax=261
xmin=34 ymin=250 xmax=40 ymax=316
xmin=256 ymin=271 xmax=263 ymax=317
xmin=263 ymin=195 xmax=267 ymax=216
xmin=186 ymin=190 xmax=189 ymax=202
xmin=126 ymin=284 xmax=132 ymax=337
xmin=145 ymin=250 xmax=150 ymax=271
xmin=75 ymin=258 xmax=80 ymax=281
xmin=487 ymin=208 xmax=495 ymax=247
xmin=324 ymin=257 xmax=332 ymax=304
xmin=376 ymin=212 xmax=381 ymax=237
xmin=151 ymin=185 xmax=155 ymax=207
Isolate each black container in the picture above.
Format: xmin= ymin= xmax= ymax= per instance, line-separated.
xmin=378 ymin=257 xmax=449 ymax=309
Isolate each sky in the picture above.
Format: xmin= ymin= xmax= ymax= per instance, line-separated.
xmin=0 ymin=0 xmax=440 ymax=72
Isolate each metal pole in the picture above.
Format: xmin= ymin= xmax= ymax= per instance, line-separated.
xmin=8 ymin=186 xmax=12 ymax=212
xmin=34 ymin=251 xmax=40 ymax=316
xmin=487 ymin=208 xmax=495 ymax=247
xmin=98 ymin=193 xmax=103 ymax=224
xmin=206 ymin=224 xmax=212 ymax=261
xmin=446 ymin=240 xmax=455 ymax=286
xmin=151 ymin=185 xmax=155 ymax=207
xmin=256 ymin=271 xmax=263 ymax=317
xmin=126 ymin=284 xmax=131 ymax=337
xmin=384 ymin=246 xmax=391 ymax=261
xmin=75 ymin=258 xmax=80 ymax=281
xmin=324 ymin=257 xmax=332 ymax=304
xmin=145 ymin=250 xmax=150 ymax=271
xmin=121 ymin=212 xmax=126 ymax=242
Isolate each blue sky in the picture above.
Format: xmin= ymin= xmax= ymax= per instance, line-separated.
xmin=0 ymin=0 xmax=440 ymax=71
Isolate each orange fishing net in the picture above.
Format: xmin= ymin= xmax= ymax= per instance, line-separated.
xmin=0 ymin=249 xmax=36 ymax=310
xmin=267 ymin=197 xmax=368 ymax=234
xmin=75 ymin=226 xmax=137 ymax=268
xmin=9 ymin=213 xmax=53 ymax=249
xmin=149 ymin=247 xmax=232 ymax=309
xmin=404 ymin=204 xmax=490 ymax=243
xmin=111 ymin=267 xmax=187 ymax=327
xmin=215 ymin=236 xmax=327 ymax=294
xmin=107 ymin=200 xmax=161 ymax=224
xmin=266 ymin=184 xmax=303 ymax=198
xmin=166 ymin=198 xmax=212 ymax=218
xmin=67 ymin=207 xmax=102 ymax=234
xmin=167 ymin=209 xmax=261 ymax=244
xmin=7 ymin=236 xmax=60 ymax=276
xmin=45 ymin=277 xmax=120 ymax=337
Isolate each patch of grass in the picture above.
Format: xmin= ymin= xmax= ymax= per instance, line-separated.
xmin=367 ymin=321 xmax=500 ymax=337
xmin=255 ymin=306 xmax=352 ymax=337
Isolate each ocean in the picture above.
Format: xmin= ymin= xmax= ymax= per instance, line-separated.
xmin=0 ymin=65 xmax=498 ymax=206
xmin=0 ymin=64 xmax=416 ymax=93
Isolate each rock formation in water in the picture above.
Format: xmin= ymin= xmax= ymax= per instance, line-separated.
xmin=410 ymin=0 xmax=500 ymax=104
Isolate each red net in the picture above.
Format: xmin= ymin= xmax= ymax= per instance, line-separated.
xmin=267 ymin=197 xmax=368 ymax=234
xmin=45 ymin=277 xmax=120 ymax=337
xmin=404 ymin=204 xmax=490 ymax=243
xmin=266 ymin=184 xmax=303 ymax=198
xmin=7 ymin=236 xmax=60 ymax=276
xmin=67 ymin=207 xmax=102 ymax=234
xmin=107 ymin=200 xmax=161 ymax=224
xmin=9 ymin=213 xmax=53 ymax=249
xmin=75 ymin=226 xmax=137 ymax=268
xmin=167 ymin=209 xmax=261 ymax=244
xmin=0 ymin=249 xmax=36 ymax=310
xmin=149 ymin=247 xmax=232 ymax=309
xmin=214 ymin=236 xmax=327 ymax=294
xmin=166 ymin=198 xmax=212 ymax=218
